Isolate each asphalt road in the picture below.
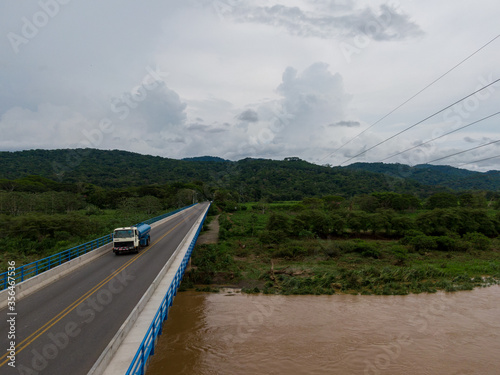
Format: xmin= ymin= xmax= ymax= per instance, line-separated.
xmin=0 ymin=202 xmax=209 ymax=375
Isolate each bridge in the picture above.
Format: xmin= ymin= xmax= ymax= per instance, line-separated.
xmin=0 ymin=202 xmax=210 ymax=375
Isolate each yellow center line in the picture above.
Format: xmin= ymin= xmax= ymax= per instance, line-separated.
xmin=0 ymin=208 xmax=198 ymax=367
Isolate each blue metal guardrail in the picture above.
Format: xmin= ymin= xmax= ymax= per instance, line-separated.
xmin=126 ymin=204 xmax=209 ymax=375
xmin=0 ymin=204 xmax=196 ymax=291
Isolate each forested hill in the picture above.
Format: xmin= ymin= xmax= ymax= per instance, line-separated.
xmin=345 ymin=162 xmax=500 ymax=191
xmin=0 ymin=148 xmax=229 ymax=188
xmin=0 ymin=149 xmax=429 ymax=200
xmin=1 ymin=149 xmax=498 ymax=199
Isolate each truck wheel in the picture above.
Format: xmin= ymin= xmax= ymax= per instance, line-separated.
xmin=147 ymin=237 xmax=150 ymax=246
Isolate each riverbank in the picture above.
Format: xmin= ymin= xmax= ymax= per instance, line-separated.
xmin=184 ymin=203 xmax=500 ymax=295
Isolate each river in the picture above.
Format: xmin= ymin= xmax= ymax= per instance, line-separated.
xmin=147 ymin=286 xmax=500 ymax=375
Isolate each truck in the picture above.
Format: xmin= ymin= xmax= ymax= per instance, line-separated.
xmin=113 ymin=223 xmax=151 ymax=254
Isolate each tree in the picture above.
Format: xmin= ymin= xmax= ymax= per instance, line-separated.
xmin=330 ymin=214 xmax=345 ymax=236
xmin=458 ymin=209 xmax=497 ymax=236
xmin=295 ymin=210 xmax=331 ymax=238
xmin=391 ymin=215 xmax=415 ymax=236
xmin=323 ymin=195 xmax=345 ymax=210
xmin=426 ymin=192 xmax=458 ymax=209
xmin=346 ymin=211 xmax=370 ymax=235
xmin=301 ymin=197 xmax=324 ymax=209
xmin=368 ymin=213 xmax=386 ymax=235
xmin=416 ymin=208 xmax=461 ymax=235
xmin=355 ymin=194 xmax=379 ymax=213
xmin=266 ymin=212 xmax=291 ymax=234
xmin=137 ymin=196 xmax=162 ymax=215
xmin=459 ymin=193 xmax=487 ymax=208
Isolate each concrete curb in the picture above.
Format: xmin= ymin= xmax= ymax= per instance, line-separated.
xmin=91 ymin=204 xmax=209 ymax=375
xmin=0 ymin=205 xmax=197 ymax=310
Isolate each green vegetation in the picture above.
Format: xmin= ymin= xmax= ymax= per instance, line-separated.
xmin=0 ymin=148 xmax=458 ymax=200
xmin=0 ymin=209 xmax=156 ymax=272
xmin=186 ymin=198 xmax=500 ymax=295
xmin=0 ymin=182 xmax=203 ymax=272
xmin=346 ymin=162 xmax=500 ymax=191
xmin=2 ymin=148 xmax=500 ymax=294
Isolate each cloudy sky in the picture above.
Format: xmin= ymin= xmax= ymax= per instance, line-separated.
xmin=1 ymin=0 xmax=499 ymax=171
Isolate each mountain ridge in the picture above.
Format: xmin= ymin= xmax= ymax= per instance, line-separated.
xmin=344 ymin=162 xmax=500 ymax=191
xmin=1 ymin=149 xmax=498 ymax=198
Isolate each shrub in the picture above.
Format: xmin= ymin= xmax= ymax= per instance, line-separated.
xmin=273 ymin=244 xmax=307 ymax=259
xmin=321 ymin=242 xmax=341 ymax=258
xmin=291 ymin=217 xmax=308 ymax=235
xmin=218 ymin=227 xmax=228 ymax=241
xmin=298 ymin=229 xmax=315 ymax=239
xmin=266 ymin=212 xmax=291 ymax=233
xmin=463 ymin=232 xmax=491 ymax=251
xmin=339 ymin=239 xmax=381 ymax=258
xmin=335 ymin=241 xmax=358 ymax=253
xmin=408 ymin=235 xmax=437 ymax=252
xmin=435 ymin=236 xmax=468 ymax=252
xmin=258 ymin=229 xmax=288 ymax=245
xmin=362 ymin=248 xmax=381 ymax=259
xmin=190 ymin=243 xmax=237 ymax=284
xmin=399 ymin=230 xmax=424 ymax=245
xmin=391 ymin=245 xmax=409 ymax=262
xmin=219 ymin=214 xmax=233 ymax=231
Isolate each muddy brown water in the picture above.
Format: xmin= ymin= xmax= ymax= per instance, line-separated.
xmin=146 ymin=286 xmax=500 ymax=375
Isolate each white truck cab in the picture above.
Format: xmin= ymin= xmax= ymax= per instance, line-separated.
xmin=113 ymin=223 xmax=151 ymax=254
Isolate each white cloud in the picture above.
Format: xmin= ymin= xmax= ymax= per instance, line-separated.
xmin=0 ymin=104 xmax=96 ymax=150
xmin=224 ymin=2 xmax=424 ymax=41
xmin=0 ymin=0 xmax=499 ymax=171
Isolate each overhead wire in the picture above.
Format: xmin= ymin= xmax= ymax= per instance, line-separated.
xmin=319 ymin=33 xmax=500 ymax=163
xmin=338 ymin=78 xmax=500 ymax=165
xmin=379 ymin=111 xmax=500 ymax=162
xmin=458 ymin=154 xmax=500 ymax=168
xmin=425 ymin=139 xmax=500 ymax=164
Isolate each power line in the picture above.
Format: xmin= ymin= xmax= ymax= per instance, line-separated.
xmin=339 ymin=78 xmax=500 ymax=165
xmin=426 ymin=139 xmax=500 ymax=164
xmin=380 ymin=111 xmax=500 ymax=162
xmin=458 ymin=154 xmax=500 ymax=167
xmin=319 ymin=33 xmax=500 ymax=163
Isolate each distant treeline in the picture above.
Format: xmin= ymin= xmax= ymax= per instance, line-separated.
xmin=5 ymin=148 xmax=498 ymax=202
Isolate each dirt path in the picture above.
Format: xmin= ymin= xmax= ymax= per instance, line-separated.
xmin=196 ymin=215 xmax=219 ymax=245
